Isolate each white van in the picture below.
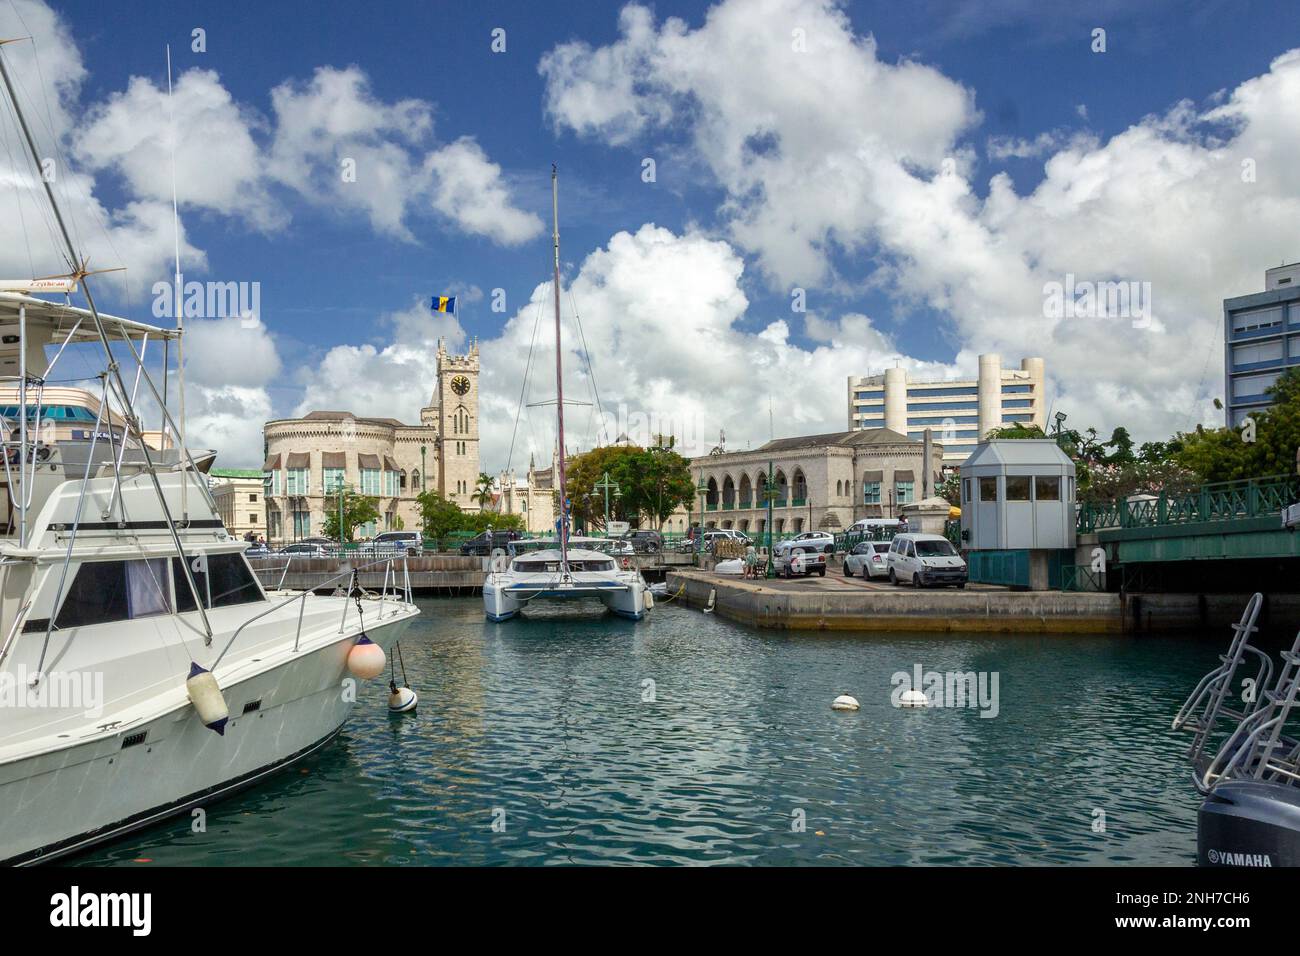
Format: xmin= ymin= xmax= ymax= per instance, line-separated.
xmin=886 ymin=533 xmax=966 ymax=588
xmin=849 ymin=518 xmax=902 ymax=537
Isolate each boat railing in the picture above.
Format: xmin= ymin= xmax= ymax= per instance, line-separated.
xmin=1172 ymin=592 xmax=1270 ymax=771
xmin=214 ymin=555 xmax=412 ymax=668
xmin=1198 ymin=624 xmax=1300 ymax=794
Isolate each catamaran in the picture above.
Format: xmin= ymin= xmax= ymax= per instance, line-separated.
xmin=0 ymin=42 xmax=418 ymax=864
xmin=481 ymin=169 xmax=649 ymax=622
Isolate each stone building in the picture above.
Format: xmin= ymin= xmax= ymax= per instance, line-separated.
xmin=672 ymin=427 xmax=945 ymax=535
xmin=209 ymin=468 xmax=267 ymax=541
xmin=494 ymin=454 xmax=557 ymax=534
xmin=262 ymin=339 xmax=480 ymax=542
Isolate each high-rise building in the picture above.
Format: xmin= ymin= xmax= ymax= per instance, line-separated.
xmin=1223 ymin=263 xmax=1300 ymax=428
xmin=847 ymin=354 xmax=1046 ymax=465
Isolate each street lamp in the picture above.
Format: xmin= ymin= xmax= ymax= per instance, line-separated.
xmin=761 ymin=465 xmax=778 ymax=578
xmin=594 ymin=470 xmax=622 ymax=531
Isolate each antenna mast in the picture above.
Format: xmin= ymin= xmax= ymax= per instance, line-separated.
xmin=167 ymin=44 xmax=187 ymax=518
xmin=551 ymin=165 xmax=569 ymax=572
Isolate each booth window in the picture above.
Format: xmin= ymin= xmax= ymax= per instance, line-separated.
xmin=1034 ymin=476 xmax=1061 ymax=501
xmin=978 ymin=477 xmax=998 ymax=502
xmin=1005 ymin=476 xmax=1031 ymax=501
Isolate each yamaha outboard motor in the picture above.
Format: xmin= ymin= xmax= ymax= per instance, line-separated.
xmin=1199 ymin=780 xmax=1300 ymax=867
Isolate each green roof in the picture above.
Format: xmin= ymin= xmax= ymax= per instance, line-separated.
xmin=210 ymin=468 xmax=265 ymax=479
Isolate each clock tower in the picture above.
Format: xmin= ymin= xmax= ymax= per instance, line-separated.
xmin=432 ymin=337 xmax=481 ymax=506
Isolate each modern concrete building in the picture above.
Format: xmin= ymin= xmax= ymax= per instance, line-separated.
xmin=673 ymin=428 xmax=945 ymax=536
xmin=209 ymin=468 xmax=267 ymax=541
xmin=262 ymin=339 xmax=480 ymax=543
xmin=1223 ymin=263 xmax=1300 ymax=428
xmin=847 ymin=354 xmax=1046 ymax=465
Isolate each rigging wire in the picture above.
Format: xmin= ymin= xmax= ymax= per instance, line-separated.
xmin=567 ymin=287 xmax=609 ymax=447
xmin=505 ymin=281 xmax=549 ymax=475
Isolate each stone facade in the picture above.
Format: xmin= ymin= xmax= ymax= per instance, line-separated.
xmin=262 ymin=340 xmax=480 ymax=542
xmin=672 ymin=428 xmax=946 ymax=535
xmin=209 ymin=468 xmax=267 ymax=541
xmin=493 ymin=454 xmax=557 ymax=534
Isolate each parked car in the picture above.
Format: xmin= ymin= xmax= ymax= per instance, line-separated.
xmin=367 ymin=530 xmax=423 ymax=556
xmin=278 ymin=542 xmax=329 ymax=559
xmin=886 ymin=533 xmax=967 ymax=588
xmin=460 ymin=530 xmax=523 ymax=556
xmin=773 ymin=546 xmax=827 ymax=577
xmin=244 ymin=541 xmax=271 ymax=559
xmin=843 ymin=540 xmax=891 ymax=579
xmin=773 ymin=531 xmax=835 ymax=557
xmin=619 ymin=529 xmax=664 ymax=553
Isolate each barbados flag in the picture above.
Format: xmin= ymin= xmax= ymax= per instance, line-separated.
xmin=431 ymin=295 xmax=457 ymax=314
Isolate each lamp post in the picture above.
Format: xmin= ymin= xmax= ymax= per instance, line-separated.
xmin=695 ymin=477 xmax=710 ymax=552
xmin=761 ymin=464 xmax=777 ymax=577
xmin=594 ymin=470 xmax=621 ymax=531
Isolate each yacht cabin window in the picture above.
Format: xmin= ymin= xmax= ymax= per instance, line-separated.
xmin=172 ymin=553 xmax=263 ymax=611
xmin=54 ymin=559 xmax=172 ymax=629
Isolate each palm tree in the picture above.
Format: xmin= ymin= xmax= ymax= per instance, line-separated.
xmin=472 ymin=472 xmax=495 ymax=509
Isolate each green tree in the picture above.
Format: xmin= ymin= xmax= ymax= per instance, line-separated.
xmin=566 ymin=439 xmax=695 ymax=531
xmin=417 ymin=490 xmax=466 ymax=541
xmin=462 ymin=511 xmax=526 ymax=534
xmin=322 ymin=490 xmax=381 ymax=542
xmin=1175 ymin=368 xmax=1300 ymax=482
xmin=472 ymin=472 xmax=495 ymax=509
xmin=1103 ymin=426 xmax=1136 ymax=465
xmin=984 ymin=423 xmax=1047 ymax=440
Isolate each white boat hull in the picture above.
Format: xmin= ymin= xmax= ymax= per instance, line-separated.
xmin=0 ymin=603 xmax=414 ymax=865
xmin=484 ymin=575 xmax=648 ymax=621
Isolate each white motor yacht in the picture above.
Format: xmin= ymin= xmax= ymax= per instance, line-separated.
xmin=0 ymin=47 xmax=419 ymax=864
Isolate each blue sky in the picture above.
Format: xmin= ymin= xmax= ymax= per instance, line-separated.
xmin=3 ymin=0 xmax=1299 ymax=467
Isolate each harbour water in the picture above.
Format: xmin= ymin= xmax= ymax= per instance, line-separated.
xmin=76 ymin=598 xmax=1222 ymax=866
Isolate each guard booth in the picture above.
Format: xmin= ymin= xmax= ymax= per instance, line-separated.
xmin=959 ymin=439 xmax=1076 ymax=589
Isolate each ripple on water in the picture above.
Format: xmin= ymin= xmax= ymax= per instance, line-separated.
xmin=74 ymin=598 xmax=1218 ymax=866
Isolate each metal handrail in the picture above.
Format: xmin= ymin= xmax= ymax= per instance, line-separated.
xmin=1079 ymin=473 xmax=1300 ymax=533
xmin=213 ymin=555 xmax=411 ymax=668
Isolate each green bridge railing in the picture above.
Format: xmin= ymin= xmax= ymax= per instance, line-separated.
xmin=1076 ymin=473 xmax=1300 ymax=534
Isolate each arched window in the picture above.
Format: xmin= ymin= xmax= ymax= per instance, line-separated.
xmin=412 ymin=469 xmax=421 ymax=490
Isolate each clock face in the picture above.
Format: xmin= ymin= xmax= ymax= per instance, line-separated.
xmin=451 ymin=375 xmax=470 ymax=396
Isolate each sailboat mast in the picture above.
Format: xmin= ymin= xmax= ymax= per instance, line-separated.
xmin=551 ymin=165 xmax=569 ymax=567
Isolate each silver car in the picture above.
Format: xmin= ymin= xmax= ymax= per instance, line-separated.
xmin=843 ymin=541 xmax=891 ymax=579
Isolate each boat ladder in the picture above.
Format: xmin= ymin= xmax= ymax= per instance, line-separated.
xmin=1172 ymin=592 xmax=1270 ymax=777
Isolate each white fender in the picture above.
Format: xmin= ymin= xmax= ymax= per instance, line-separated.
xmin=186 ymin=663 xmax=229 ymax=735
xmin=831 ymin=694 xmax=860 ymax=711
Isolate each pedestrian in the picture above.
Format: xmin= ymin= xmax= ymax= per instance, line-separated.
xmin=897 ymin=514 xmax=909 ymax=534
xmin=744 ymin=545 xmax=757 ymax=579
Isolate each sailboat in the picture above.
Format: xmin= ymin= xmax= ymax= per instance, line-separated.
xmin=0 ymin=42 xmax=418 ymax=864
xmin=481 ymin=168 xmax=649 ymax=622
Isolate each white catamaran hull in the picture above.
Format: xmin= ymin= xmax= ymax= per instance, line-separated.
xmin=0 ymin=604 xmax=415 ymax=865
xmin=483 ymin=574 xmax=648 ymax=621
